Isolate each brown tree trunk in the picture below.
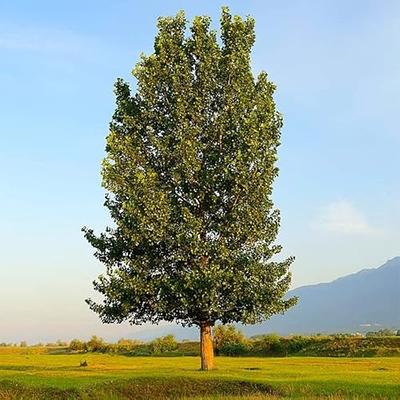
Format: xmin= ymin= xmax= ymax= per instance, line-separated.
xmin=200 ymin=322 xmax=214 ymax=370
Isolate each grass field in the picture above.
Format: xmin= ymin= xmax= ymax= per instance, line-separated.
xmin=0 ymin=348 xmax=399 ymax=399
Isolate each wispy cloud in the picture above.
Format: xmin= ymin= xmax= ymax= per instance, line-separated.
xmin=313 ymin=200 xmax=381 ymax=235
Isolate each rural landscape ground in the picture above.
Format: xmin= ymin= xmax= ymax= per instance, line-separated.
xmin=0 ymin=347 xmax=399 ymax=399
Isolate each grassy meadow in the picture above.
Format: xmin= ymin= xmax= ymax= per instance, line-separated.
xmin=0 ymin=347 xmax=399 ymax=399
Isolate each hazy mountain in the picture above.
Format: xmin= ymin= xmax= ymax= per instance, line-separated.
xmin=243 ymin=257 xmax=400 ymax=336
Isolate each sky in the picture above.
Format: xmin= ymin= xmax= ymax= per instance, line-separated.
xmin=0 ymin=0 xmax=399 ymax=343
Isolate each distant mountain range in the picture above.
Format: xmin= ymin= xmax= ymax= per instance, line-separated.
xmin=144 ymin=257 xmax=400 ymax=339
xmin=244 ymin=256 xmax=400 ymax=336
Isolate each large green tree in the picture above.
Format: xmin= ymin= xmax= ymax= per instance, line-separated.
xmin=83 ymin=8 xmax=296 ymax=370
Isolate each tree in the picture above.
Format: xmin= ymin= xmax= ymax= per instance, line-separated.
xmin=150 ymin=334 xmax=178 ymax=354
xmin=86 ymin=335 xmax=106 ymax=352
xmin=69 ymin=339 xmax=87 ymax=352
xmin=214 ymin=324 xmax=249 ymax=356
xmin=83 ymin=8 xmax=296 ymax=370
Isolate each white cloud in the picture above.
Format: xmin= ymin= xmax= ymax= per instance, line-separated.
xmin=313 ymin=200 xmax=380 ymax=235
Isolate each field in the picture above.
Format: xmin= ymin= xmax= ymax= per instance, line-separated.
xmin=0 ymin=348 xmax=399 ymax=399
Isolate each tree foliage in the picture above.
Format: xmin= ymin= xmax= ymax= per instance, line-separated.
xmin=150 ymin=334 xmax=178 ymax=353
xmin=83 ymin=8 xmax=296 ymax=331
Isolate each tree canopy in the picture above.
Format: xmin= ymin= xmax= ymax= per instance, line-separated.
xmin=83 ymin=7 xmax=296 ymax=369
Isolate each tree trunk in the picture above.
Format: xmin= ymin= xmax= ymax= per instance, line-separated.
xmin=200 ymin=322 xmax=214 ymax=370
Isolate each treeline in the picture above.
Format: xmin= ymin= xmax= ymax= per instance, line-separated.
xmin=68 ymin=335 xmax=190 ymax=356
xmin=3 ymin=326 xmax=400 ymax=357
xmin=365 ymin=329 xmax=400 ymax=337
xmin=213 ymin=325 xmax=400 ymax=357
xmin=0 ymin=340 xmax=68 ymax=348
xmin=65 ymin=326 xmax=400 ymax=357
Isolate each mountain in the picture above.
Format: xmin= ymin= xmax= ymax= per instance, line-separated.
xmin=243 ymin=257 xmax=400 ymax=336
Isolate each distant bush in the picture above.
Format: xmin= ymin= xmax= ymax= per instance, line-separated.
xmin=69 ymin=337 xmax=144 ymax=353
xmin=87 ymin=335 xmax=106 ymax=352
xmin=291 ymin=336 xmax=400 ymax=357
xmin=114 ymin=338 xmax=143 ymax=353
xmin=177 ymin=341 xmax=199 ymax=356
xmin=150 ymin=335 xmax=178 ymax=354
xmin=23 ymin=331 xmax=400 ymax=358
xmin=286 ymin=335 xmax=314 ymax=354
xmin=251 ymin=334 xmax=287 ymax=356
xmin=366 ymin=329 xmax=396 ymax=337
xmin=221 ymin=342 xmax=249 ymax=356
xmin=214 ymin=325 xmax=249 ymax=356
xmin=131 ymin=346 xmax=152 ymax=356
xmin=69 ymin=339 xmax=87 ymax=352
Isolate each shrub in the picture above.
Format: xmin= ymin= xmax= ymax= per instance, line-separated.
xmin=177 ymin=341 xmax=199 ymax=356
xmin=252 ymin=334 xmax=286 ymax=355
xmin=214 ymin=325 xmax=249 ymax=356
xmin=366 ymin=329 xmax=396 ymax=337
xmin=221 ymin=342 xmax=249 ymax=356
xmin=286 ymin=335 xmax=312 ymax=353
xmin=87 ymin=335 xmax=106 ymax=352
xmin=150 ymin=335 xmax=178 ymax=353
xmin=115 ymin=338 xmax=142 ymax=353
xmin=132 ymin=346 xmax=152 ymax=356
xmin=69 ymin=339 xmax=87 ymax=352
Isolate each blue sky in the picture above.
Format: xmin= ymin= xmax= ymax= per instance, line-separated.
xmin=1 ymin=0 xmax=399 ymax=342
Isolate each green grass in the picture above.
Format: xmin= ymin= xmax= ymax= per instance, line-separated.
xmin=0 ymin=348 xmax=399 ymax=399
